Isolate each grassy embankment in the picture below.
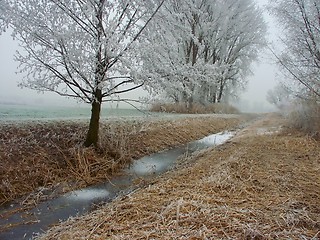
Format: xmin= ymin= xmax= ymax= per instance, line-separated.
xmin=0 ymin=115 xmax=242 ymax=205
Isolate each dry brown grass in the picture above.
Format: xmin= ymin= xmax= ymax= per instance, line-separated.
xmin=0 ymin=116 xmax=241 ymax=205
xmin=150 ymin=102 xmax=240 ymax=114
xmin=37 ymin=116 xmax=320 ymax=240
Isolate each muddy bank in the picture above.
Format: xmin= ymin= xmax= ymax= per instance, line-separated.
xmin=0 ymin=115 xmax=244 ymax=205
xmin=37 ymin=113 xmax=320 ymax=239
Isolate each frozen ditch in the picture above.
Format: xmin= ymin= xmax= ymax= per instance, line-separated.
xmin=0 ymin=131 xmax=235 ymax=240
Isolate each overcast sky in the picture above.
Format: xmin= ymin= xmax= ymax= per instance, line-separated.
xmin=0 ymin=0 xmax=279 ymax=112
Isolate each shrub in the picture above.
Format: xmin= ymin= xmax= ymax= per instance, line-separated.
xmin=287 ymin=100 xmax=320 ymax=138
xmin=149 ymin=102 xmax=239 ymax=114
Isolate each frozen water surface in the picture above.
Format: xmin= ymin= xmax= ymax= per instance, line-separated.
xmin=65 ymin=189 xmax=110 ymax=201
xmin=197 ymin=131 xmax=234 ymax=146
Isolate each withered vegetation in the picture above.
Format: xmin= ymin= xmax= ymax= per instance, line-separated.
xmin=37 ymin=114 xmax=320 ymax=239
xmin=0 ymin=116 xmax=241 ymax=205
xmin=150 ymin=102 xmax=240 ymax=114
xmin=287 ymin=101 xmax=320 ymax=139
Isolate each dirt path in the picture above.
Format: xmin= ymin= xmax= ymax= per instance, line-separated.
xmin=232 ymin=112 xmax=284 ymax=141
xmin=36 ymin=113 xmax=320 ymax=240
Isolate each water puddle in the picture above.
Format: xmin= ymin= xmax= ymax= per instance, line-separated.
xmin=0 ymin=131 xmax=235 ymax=239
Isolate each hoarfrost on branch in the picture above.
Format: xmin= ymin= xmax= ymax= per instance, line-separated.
xmin=140 ymin=0 xmax=266 ymax=106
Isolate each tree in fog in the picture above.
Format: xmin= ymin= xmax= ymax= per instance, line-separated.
xmin=0 ymin=0 xmax=164 ymax=147
xmin=270 ymin=0 xmax=320 ymax=100
xmin=141 ymin=0 xmax=266 ymax=108
xmin=267 ymin=83 xmax=292 ymax=109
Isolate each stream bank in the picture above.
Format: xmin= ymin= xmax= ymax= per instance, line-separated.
xmin=0 ymin=115 xmax=247 ymax=239
xmin=0 ymin=131 xmax=236 ymax=239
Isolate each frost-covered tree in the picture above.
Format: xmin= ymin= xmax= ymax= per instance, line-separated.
xmin=0 ymin=0 xmax=164 ymax=147
xmin=270 ymin=0 xmax=320 ymax=100
xmin=267 ymin=83 xmax=292 ymax=109
xmin=141 ymin=0 xmax=266 ymax=107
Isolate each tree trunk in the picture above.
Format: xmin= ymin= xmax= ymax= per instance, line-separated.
xmin=217 ymin=79 xmax=225 ymax=103
xmin=217 ymin=89 xmax=223 ymax=103
xmin=211 ymin=88 xmax=217 ymax=103
xmin=188 ymin=96 xmax=194 ymax=112
xmin=84 ymin=89 xmax=102 ymax=147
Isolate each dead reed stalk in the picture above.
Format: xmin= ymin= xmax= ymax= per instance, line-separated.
xmin=287 ymin=100 xmax=320 ymax=139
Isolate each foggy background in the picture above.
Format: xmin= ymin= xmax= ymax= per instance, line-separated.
xmin=0 ymin=0 xmax=279 ymax=113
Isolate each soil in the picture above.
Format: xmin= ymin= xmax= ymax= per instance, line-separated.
xmin=36 ymin=113 xmax=320 ymax=240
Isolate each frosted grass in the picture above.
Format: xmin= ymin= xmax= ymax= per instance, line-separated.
xmin=0 ymin=103 xmax=241 ymax=124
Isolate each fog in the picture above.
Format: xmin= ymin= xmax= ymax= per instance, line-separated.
xmin=0 ymin=0 xmax=279 ymax=112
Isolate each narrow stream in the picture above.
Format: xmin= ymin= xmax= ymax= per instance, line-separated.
xmin=0 ymin=131 xmax=234 ymax=240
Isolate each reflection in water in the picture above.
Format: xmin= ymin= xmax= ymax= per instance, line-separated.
xmin=0 ymin=131 xmax=234 ymax=240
